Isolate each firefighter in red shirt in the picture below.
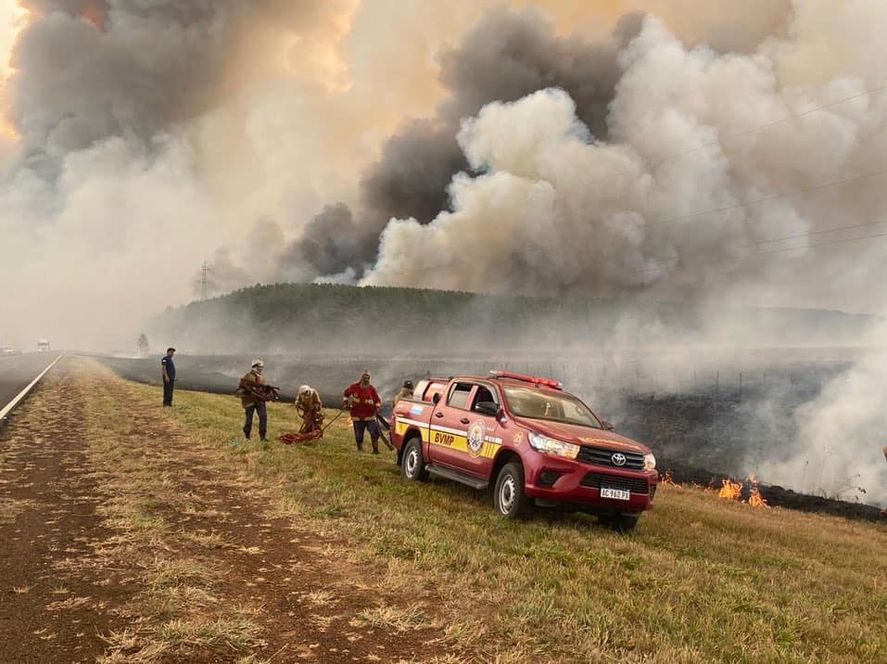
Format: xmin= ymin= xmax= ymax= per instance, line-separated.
xmin=343 ymin=370 xmax=382 ymax=453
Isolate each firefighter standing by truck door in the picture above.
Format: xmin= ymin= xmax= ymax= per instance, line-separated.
xmin=343 ymin=371 xmax=382 ymax=453
xmin=239 ymin=360 xmax=271 ymax=441
xmin=392 ymin=380 xmax=414 ymax=407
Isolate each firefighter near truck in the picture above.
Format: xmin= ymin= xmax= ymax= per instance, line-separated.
xmin=391 ymin=371 xmax=658 ymax=530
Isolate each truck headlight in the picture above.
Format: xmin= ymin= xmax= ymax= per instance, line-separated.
xmin=528 ymin=432 xmax=580 ymax=460
xmin=644 ymin=453 xmax=656 ymax=470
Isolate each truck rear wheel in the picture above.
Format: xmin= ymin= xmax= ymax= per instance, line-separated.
xmin=401 ymin=437 xmax=428 ymax=482
xmin=494 ymin=462 xmax=531 ymax=519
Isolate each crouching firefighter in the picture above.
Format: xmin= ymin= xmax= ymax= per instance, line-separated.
xmin=238 ymin=360 xmax=278 ymax=441
xmin=295 ymin=385 xmax=324 ymax=435
xmin=343 ymin=370 xmax=382 ymax=453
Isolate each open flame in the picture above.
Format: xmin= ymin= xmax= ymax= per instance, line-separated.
xmin=717 ymin=475 xmax=770 ymax=508
xmin=660 ymin=470 xmax=682 ymax=490
xmin=718 ymin=478 xmax=743 ymax=501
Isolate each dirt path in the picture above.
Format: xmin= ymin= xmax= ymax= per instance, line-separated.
xmin=0 ymin=359 xmax=457 ymax=663
xmin=0 ymin=362 xmax=131 ymax=663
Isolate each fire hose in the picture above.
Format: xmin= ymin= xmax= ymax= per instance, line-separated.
xmin=279 ymin=409 xmax=346 ymax=445
xmin=375 ymin=413 xmax=395 ymax=451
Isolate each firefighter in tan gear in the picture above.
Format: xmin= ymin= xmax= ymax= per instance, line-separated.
xmin=392 ymin=380 xmax=414 ymax=407
xmin=295 ymin=385 xmax=324 ymax=435
xmin=238 ymin=360 xmax=277 ymax=441
xmin=343 ymin=371 xmax=382 ymax=453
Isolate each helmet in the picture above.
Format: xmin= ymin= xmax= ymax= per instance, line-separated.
xmin=251 ymin=359 xmax=264 ymax=369
xmin=403 ymin=380 xmax=414 ymax=390
xmin=299 ymin=384 xmax=312 ymax=396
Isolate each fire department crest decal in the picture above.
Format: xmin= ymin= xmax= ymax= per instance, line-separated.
xmin=467 ymin=421 xmax=486 ymax=457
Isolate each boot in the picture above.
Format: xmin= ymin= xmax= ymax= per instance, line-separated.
xmin=357 ymin=444 xmax=364 ymax=452
xmin=372 ymin=442 xmax=379 ymax=454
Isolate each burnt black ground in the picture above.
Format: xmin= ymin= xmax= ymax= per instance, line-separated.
xmin=99 ymin=354 xmax=886 ymax=522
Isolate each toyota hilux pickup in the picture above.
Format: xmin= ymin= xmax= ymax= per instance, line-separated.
xmin=391 ymin=371 xmax=658 ymax=530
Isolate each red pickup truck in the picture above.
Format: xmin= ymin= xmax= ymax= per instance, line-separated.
xmin=391 ymin=371 xmax=658 ymax=530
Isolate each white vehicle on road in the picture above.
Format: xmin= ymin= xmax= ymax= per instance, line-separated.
xmin=37 ymin=339 xmax=51 ymax=352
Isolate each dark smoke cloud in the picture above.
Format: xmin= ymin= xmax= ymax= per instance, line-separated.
xmin=10 ymin=0 xmax=347 ymax=177
xmin=276 ymin=6 xmax=638 ymax=280
xmin=277 ymin=203 xmax=363 ymax=280
xmin=12 ymin=1 xmax=229 ymax=171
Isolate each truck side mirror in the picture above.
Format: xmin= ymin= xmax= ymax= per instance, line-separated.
xmin=432 ymin=393 xmax=441 ymax=405
xmin=601 ymin=420 xmax=615 ymax=431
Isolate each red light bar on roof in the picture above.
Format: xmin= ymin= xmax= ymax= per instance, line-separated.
xmin=489 ymin=370 xmax=563 ymax=390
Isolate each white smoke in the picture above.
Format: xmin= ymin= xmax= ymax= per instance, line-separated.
xmin=761 ymin=324 xmax=887 ymax=506
xmin=364 ymin=9 xmax=887 ymax=312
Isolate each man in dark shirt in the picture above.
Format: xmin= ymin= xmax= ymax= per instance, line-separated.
xmin=161 ymin=347 xmax=176 ymax=407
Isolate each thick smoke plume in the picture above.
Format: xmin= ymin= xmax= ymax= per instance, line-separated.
xmin=274 ymin=7 xmax=636 ymax=281
xmin=363 ymin=6 xmax=887 ymax=309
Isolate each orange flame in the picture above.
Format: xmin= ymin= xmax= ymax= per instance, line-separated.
xmin=716 ymin=476 xmax=769 ymax=508
xmin=746 ymin=475 xmax=770 ymax=509
xmin=660 ymin=470 xmax=682 ymax=489
xmin=717 ymin=478 xmax=743 ymax=501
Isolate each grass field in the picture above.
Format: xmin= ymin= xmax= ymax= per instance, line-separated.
xmin=151 ymin=382 xmax=887 ymax=663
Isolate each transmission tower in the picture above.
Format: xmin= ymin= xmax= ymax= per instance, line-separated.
xmin=195 ymin=261 xmax=212 ymax=301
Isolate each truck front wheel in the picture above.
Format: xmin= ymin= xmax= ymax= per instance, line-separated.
xmin=401 ymin=438 xmax=428 ymax=482
xmin=494 ymin=462 xmax=531 ymax=519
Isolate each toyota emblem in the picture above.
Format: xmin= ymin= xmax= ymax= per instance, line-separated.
xmin=611 ymin=453 xmax=627 ymax=467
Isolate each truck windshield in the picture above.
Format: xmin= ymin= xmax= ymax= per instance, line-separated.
xmin=503 ymin=386 xmax=602 ymax=428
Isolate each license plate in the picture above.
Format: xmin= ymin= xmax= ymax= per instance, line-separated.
xmin=600 ymin=487 xmax=630 ymax=500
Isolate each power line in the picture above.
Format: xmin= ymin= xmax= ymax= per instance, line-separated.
xmin=632 ymin=218 xmax=887 ymax=276
xmin=649 ymin=168 xmax=887 ymax=229
xmin=652 ymin=81 xmax=887 ymax=168
xmin=372 ymin=217 xmax=887 ymax=282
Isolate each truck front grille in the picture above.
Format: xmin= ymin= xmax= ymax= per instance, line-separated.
xmin=576 ymin=446 xmax=645 ymax=471
xmin=580 ymin=472 xmax=649 ymax=495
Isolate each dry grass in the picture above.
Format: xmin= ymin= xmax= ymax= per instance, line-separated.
xmin=351 ymin=605 xmax=432 ymax=632
xmin=76 ymin=369 xmax=264 ymax=663
xmin=147 ymin=382 xmax=887 ymax=663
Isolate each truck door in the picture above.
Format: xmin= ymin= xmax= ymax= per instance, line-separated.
xmin=459 ymin=383 xmax=503 ymax=478
xmin=428 ymin=381 xmax=477 ymax=472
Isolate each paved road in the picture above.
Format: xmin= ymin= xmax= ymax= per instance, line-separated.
xmin=0 ymin=353 xmax=62 ymax=414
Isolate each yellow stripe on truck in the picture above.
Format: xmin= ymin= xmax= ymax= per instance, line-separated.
xmin=395 ymin=421 xmax=501 ymax=459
